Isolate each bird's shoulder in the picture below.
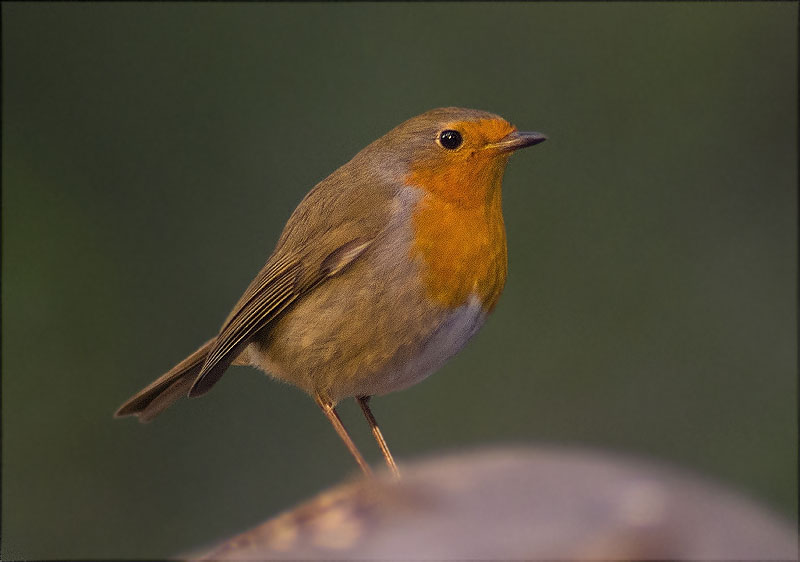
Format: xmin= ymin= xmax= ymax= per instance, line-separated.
xmin=273 ymin=158 xmax=401 ymax=265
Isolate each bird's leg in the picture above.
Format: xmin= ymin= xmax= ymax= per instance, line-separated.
xmin=315 ymin=394 xmax=372 ymax=477
xmin=357 ymin=396 xmax=400 ymax=479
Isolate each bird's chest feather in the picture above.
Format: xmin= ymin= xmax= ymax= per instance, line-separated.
xmin=410 ymin=189 xmax=508 ymax=312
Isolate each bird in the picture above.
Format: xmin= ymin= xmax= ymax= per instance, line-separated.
xmin=115 ymin=107 xmax=547 ymax=478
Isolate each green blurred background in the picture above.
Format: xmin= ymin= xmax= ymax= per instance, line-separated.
xmin=2 ymin=2 xmax=797 ymax=559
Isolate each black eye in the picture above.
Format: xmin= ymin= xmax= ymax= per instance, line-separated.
xmin=438 ymin=129 xmax=463 ymax=150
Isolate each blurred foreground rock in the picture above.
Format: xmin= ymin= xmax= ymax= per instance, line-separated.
xmin=199 ymin=447 xmax=797 ymax=560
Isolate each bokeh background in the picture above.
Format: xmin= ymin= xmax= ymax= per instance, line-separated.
xmin=2 ymin=3 xmax=797 ymax=559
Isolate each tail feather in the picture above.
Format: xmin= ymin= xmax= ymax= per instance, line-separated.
xmin=137 ymin=373 xmax=196 ymax=423
xmin=114 ymin=339 xmax=214 ymax=422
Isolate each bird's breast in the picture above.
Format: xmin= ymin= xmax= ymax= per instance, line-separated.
xmin=410 ymin=188 xmax=508 ymax=312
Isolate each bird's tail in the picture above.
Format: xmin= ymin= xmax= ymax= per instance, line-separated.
xmin=114 ymin=339 xmax=215 ymax=423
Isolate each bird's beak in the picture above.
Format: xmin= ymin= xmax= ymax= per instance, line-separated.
xmin=487 ymin=131 xmax=548 ymax=153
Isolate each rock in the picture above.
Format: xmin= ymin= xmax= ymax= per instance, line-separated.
xmin=199 ymin=447 xmax=797 ymax=560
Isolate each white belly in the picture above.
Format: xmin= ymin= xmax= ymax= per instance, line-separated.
xmin=368 ymin=294 xmax=487 ymax=396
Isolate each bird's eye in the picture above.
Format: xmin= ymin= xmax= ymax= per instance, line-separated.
xmin=438 ymin=130 xmax=463 ymax=150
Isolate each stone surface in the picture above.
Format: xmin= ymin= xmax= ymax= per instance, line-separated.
xmin=199 ymin=447 xmax=797 ymax=560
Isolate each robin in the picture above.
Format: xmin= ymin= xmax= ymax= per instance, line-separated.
xmin=115 ymin=107 xmax=546 ymax=478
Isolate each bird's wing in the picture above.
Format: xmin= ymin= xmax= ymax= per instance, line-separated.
xmin=188 ymin=236 xmax=373 ymax=397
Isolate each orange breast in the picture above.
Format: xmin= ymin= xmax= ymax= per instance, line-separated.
xmin=407 ymin=168 xmax=508 ymax=312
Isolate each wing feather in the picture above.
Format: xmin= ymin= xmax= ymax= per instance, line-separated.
xmin=188 ymin=236 xmax=374 ymax=397
xmin=189 ymin=260 xmax=303 ymax=396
